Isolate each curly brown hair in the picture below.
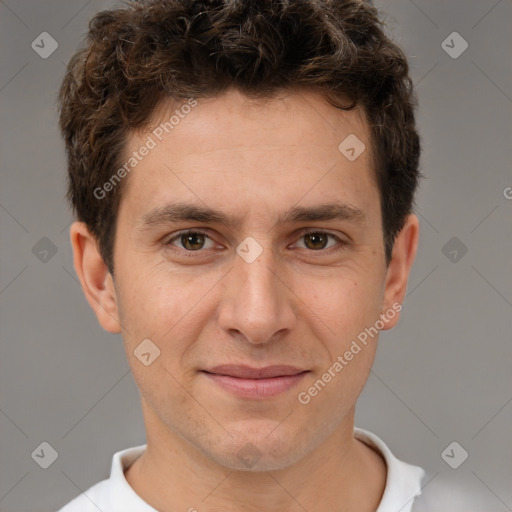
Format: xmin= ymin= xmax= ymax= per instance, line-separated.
xmin=58 ymin=0 xmax=421 ymax=274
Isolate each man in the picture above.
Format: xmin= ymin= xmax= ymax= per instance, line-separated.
xmin=57 ymin=0 xmax=430 ymax=510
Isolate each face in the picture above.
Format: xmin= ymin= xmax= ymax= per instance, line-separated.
xmin=73 ymin=88 xmax=417 ymax=472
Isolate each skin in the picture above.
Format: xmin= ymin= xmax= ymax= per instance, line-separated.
xmin=70 ymin=88 xmax=419 ymax=512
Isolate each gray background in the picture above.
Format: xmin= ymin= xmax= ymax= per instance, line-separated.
xmin=0 ymin=0 xmax=511 ymax=510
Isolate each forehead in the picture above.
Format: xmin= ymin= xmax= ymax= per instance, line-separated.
xmin=144 ymin=88 xmax=372 ymax=157
xmin=118 ymin=88 xmax=378 ymax=225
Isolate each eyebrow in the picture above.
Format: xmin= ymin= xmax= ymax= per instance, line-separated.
xmin=137 ymin=201 xmax=366 ymax=230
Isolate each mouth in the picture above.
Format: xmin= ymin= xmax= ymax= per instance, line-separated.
xmin=201 ymin=365 xmax=309 ymax=399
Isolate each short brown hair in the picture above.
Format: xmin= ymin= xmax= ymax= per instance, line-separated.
xmin=59 ymin=0 xmax=421 ymax=273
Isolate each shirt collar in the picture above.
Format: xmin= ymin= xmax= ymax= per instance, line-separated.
xmin=354 ymin=427 xmax=426 ymax=512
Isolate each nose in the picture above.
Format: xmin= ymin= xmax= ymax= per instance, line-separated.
xmin=217 ymin=240 xmax=296 ymax=345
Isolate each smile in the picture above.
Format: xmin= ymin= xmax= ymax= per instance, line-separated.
xmin=201 ymin=365 xmax=309 ymax=399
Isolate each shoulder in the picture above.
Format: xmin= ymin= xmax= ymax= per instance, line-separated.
xmin=56 ymin=444 xmax=149 ymax=512
xmin=411 ymin=471 xmax=498 ymax=512
xmin=57 ymin=478 xmax=111 ymax=512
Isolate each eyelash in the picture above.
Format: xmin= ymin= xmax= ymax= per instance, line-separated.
xmin=163 ymin=229 xmax=348 ymax=257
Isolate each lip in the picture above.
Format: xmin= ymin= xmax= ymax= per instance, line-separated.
xmin=205 ymin=364 xmax=307 ymax=379
xmin=201 ymin=365 xmax=309 ymax=399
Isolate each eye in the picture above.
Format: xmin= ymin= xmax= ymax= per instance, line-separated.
xmin=163 ymin=229 xmax=347 ymax=257
xmin=293 ymin=230 xmax=347 ymax=252
xmin=165 ymin=230 xmax=216 ymax=252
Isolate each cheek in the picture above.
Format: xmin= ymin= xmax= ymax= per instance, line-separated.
xmin=115 ymin=267 xmax=219 ymax=376
xmin=117 ymin=265 xmax=200 ymax=334
xmin=293 ymin=270 xmax=383 ymax=405
xmin=299 ymin=270 xmax=384 ymax=343
xmin=296 ymin=278 xmax=380 ymax=419
xmin=115 ymin=271 xmax=205 ymax=415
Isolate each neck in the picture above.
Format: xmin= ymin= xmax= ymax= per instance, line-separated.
xmin=124 ymin=405 xmax=386 ymax=512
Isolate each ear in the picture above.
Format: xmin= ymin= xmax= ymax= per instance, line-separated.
xmin=380 ymin=214 xmax=419 ymax=330
xmin=69 ymin=221 xmax=122 ymax=333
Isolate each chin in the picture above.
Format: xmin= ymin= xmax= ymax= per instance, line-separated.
xmin=204 ymin=428 xmax=312 ymax=472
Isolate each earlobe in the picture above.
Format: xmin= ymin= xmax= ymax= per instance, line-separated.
xmin=380 ymin=214 xmax=419 ymax=331
xmin=69 ymin=221 xmax=122 ymax=334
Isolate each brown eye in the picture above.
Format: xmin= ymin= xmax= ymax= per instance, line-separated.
xmin=181 ymin=232 xmax=206 ymax=251
xmin=293 ymin=230 xmax=347 ymax=254
xmin=166 ymin=230 xmax=215 ymax=252
xmin=303 ymin=232 xmax=329 ymax=250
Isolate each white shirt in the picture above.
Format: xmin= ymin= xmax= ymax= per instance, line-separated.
xmin=57 ymin=428 xmax=427 ymax=512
